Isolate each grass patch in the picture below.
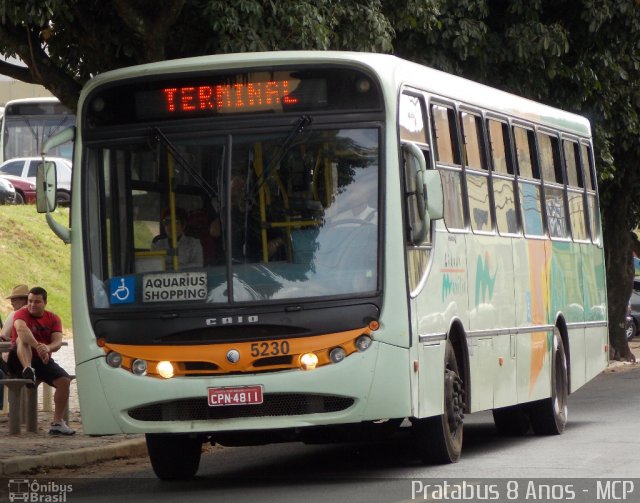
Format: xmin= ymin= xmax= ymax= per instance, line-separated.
xmin=0 ymin=205 xmax=72 ymax=336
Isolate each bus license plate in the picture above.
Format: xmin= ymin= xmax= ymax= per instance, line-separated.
xmin=208 ymin=385 xmax=263 ymax=407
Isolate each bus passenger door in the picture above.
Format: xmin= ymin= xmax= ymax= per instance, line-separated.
xmin=401 ymin=141 xmax=444 ymax=417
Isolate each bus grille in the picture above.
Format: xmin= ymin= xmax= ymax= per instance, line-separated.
xmin=127 ymin=394 xmax=355 ymax=422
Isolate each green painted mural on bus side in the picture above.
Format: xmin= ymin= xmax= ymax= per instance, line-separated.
xmin=475 ymin=252 xmax=497 ymax=307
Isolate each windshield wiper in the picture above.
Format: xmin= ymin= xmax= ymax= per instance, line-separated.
xmin=151 ymin=127 xmax=218 ymax=200
xmin=249 ymin=114 xmax=313 ymax=199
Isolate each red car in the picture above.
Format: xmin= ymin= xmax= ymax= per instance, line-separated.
xmin=0 ymin=174 xmax=36 ymax=204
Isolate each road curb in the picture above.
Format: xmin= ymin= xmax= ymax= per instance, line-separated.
xmin=0 ymin=438 xmax=148 ymax=475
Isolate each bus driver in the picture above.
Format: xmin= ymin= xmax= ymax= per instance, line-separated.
xmin=151 ymin=207 xmax=203 ymax=270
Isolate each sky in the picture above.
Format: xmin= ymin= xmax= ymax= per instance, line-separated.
xmin=0 ymin=55 xmax=25 ymax=81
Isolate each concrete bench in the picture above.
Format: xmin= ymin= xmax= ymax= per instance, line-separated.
xmin=0 ymin=340 xmax=71 ymax=420
xmin=0 ymin=379 xmax=37 ymax=434
xmin=0 ymin=374 xmax=76 ymax=435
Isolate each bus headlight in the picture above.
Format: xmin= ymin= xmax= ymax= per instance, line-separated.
xmin=329 ymin=347 xmax=346 ymax=363
xmin=131 ymin=359 xmax=148 ymax=376
xmin=355 ymin=335 xmax=372 ymax=352
xmin=300 ymin=353 xmax=318 ymax=370
xmin=156 ymin=361 xmax=175 ymax=379
xmin=106 ymin=351 xmax=123 ymax=368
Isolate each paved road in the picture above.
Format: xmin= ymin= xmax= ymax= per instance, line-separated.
xmin=16 ymin=364 xmax=639 ymax=503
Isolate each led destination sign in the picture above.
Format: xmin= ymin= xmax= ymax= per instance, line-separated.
xmin=162 ymin=80 xmax=300 ymax=115
xmin=135 ymin=73 xmax=326 ymax=120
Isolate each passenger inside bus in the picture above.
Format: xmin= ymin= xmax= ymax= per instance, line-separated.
xmin=187 ymin=208 xmax=224 ymax=266
xmin=215 ymin=174 xmax=286 ymax=263
xmin=330 ymin=184 xmax=377 ymax=225
xmin=151 ymin=207 xmax=204 ymax=270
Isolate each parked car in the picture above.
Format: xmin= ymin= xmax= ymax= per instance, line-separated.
xmin=625 ymin=305 xmax=635 ymax=341
xmin=0 ymin=157 xmax=71 ymax=206
xmin=627 ymin=277 xmax=640 ymax=340
xmin=0 ymin=177 xmax=15 ymax=204
xmin=0 ymin=174 xmax=36 ymax=204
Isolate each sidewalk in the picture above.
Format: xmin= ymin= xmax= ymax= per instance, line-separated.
xmin=0 ymin=339 xmax=146 ymax=475
xmin=0 ymin=338 xmax=638 ymax=476
xmin=0 ymin=412 xmax=146 ymax=475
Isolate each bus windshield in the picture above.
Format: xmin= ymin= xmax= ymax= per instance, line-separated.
xmin=87 ymin=126 xmax=380 ymax=308
xmin=2 ymin=102 xmax=75 ymax=161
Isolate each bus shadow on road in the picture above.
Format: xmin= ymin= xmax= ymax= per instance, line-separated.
xmin=187 ymin=418 xmax=546 ymax=484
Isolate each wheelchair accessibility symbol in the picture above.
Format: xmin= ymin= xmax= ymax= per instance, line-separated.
xmin=110 ymin=277 xmax=135 ymax=304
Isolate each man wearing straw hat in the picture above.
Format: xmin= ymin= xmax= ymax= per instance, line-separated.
xmin=0 ymin=284 xmax=29 ymax=343
xmin=0 ymin=285 xmax=29 ymax=412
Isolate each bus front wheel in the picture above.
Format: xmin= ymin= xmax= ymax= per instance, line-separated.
xmin=412 ymin=340 xmax=465 ymax=463
xmin=146 ymin=433 xmax=203 ymax=480
xmin=527 ymin=328 xmax=568 ymax=435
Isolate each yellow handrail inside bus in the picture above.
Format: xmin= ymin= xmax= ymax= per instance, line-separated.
xmin=166 ymin=154 xmax=179 ymax=272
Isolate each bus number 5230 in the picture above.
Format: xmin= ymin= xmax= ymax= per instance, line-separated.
xmin=250 ymin=341 xmax=290 ymax=357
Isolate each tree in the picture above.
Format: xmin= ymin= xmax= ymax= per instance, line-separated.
xmin=1 ymin=0 xmax=637 ymax=358
xmin=388 ymin=0 xmax=640 ymax=360
xmin=0 ymin=0 xmax=402 ymax=111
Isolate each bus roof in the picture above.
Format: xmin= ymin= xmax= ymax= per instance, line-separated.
xmin=82 ymin=51 xmax=591 ymax=137
xmin=4 ymin=96 xmax=60 ymax=105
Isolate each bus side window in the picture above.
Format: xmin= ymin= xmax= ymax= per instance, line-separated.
xmin=487 ymin=118 xmax=518 ymax=235
xmin=514 ymin=125 xmax=543 ymax=237
xmin=538 ymin=131 xmax=567 ymax=239
xmin=399 ymin=93 xmax=428 ymax=145
xmin=513 ymin=125 xmax=538 ymax=179
xmin=563 ymin=139 xmax=588 ymax=241
xmin=580 ymin=143 xmax=600 ymax=244
xmin=431 ymin=104 xmax=460 ymax=166
xmin=461 ymin=111 xmax=492 ymax=233
xmin=431 ymin=103 xmax=465 ymax=231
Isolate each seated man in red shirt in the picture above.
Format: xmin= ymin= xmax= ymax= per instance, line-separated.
xmin=7 ymin=286 xmax=75 ymax=435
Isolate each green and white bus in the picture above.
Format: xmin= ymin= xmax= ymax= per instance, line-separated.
xmin=1 ymin=97 xmax=75 ymax=162
xmin=39 ymin=51 xmax=608 ymax=480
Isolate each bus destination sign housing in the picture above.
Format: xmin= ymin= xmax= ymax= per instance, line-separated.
xmin=84 ymin=67 xmax=381 ymax=127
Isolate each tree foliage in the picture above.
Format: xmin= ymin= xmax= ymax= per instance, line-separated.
xmin=388 ymin=0 xmax=640 ymax=359
xmin=1 ymin=0 xmax=638 ymax=358
xmin=0 ymin=0 xmax=403 ymax=108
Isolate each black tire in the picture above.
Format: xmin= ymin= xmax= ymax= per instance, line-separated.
xmin=492 ymin=404 xmax=531 ymax=436
xmin=14 ymin=191 xmax=25 ymax=205
xmin=56 ymin=190 xmax=71 ymax=207
xmin=625 ymin=317 xmax=636 ymax=341
xmin=527 ymin=328 xmax=568 ymax=435
xmin=413 ymin=340 xmax=465 ymax=463
xmin=146 ymin=433 xmax=203 ymax=480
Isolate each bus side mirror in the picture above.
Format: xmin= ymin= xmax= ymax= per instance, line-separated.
xmin=402 ymin=142 xmax=444 ymax=244
xmin=36 ymin=161 xmax=58 ymax=213
xmin=424 ymin=169 xmax=444 ymax=221
xmin=38 ymin=126 xmax=74 ymax=244
xmin=41 ymin=127 xmax=75 ymax=156
xmin=36 ymin=160 xmax=71 ymax=244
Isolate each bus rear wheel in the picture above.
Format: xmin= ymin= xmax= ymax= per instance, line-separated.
xmin=527 ymin=328 xmax=568 ymax=435
xmin=146 ymin=433 xmax=203 ymax=480
xmin=413 ymin=340 xmax=465 ymax=463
